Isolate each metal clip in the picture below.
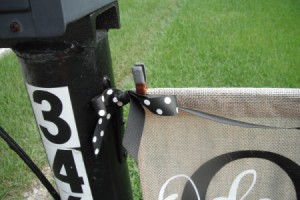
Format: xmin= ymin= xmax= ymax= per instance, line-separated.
xmin=132 ymin=63 xmax=147 ymax=95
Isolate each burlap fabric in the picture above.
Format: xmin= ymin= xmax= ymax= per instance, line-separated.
xmin=138 ymin=88 xmax=300 ymax=200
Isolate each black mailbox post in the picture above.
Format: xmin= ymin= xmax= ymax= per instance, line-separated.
xmin=0 ymin=1 xmax=132 ymax=199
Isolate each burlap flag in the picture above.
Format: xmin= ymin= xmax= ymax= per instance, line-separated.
xmin=138 ymin=88 xmax=300 ymax=200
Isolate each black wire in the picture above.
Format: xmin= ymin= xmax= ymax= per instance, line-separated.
xmin=0 ymin=126 xmax=61 ymax=200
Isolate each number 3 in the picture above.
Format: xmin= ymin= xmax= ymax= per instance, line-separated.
xmin=33 ymin=90 xmax=71 ymax=144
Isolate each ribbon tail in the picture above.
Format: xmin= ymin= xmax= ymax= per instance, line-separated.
xmin=180 ymin=107 xmax=300 ymax=130
xmin=123 ymin=96 xmax=146 ymax=161
xmin=92 ymin=117 xmax=109 ymax=157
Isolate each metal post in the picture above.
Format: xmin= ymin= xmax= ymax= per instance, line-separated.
xmin=12 ymin=10 xmax=132 ymax=200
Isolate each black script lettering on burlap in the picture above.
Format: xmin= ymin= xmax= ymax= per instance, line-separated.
xmin=181 ymin=151 xmax=300 ymax=199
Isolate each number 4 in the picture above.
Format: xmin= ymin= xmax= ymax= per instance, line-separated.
xmin=53 ymin=150 xmax=84 ymax=193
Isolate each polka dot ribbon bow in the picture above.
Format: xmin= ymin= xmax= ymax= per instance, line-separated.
xmin=91 ymin=89 xmax=178 ymax=159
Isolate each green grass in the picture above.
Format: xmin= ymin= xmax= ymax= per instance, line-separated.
xmin=109 ymin=0 xmax=188 ymax=85
xmin=0 ymin=53 xmax=48 ymax=199
xmin=142 ymin=0 xmax=300 ymax=88
xmin=1 ymin=0 xmax=300 ymax=199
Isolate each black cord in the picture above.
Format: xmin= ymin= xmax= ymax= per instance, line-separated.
xmin=0 ymin=126 xmax=61 ymax=200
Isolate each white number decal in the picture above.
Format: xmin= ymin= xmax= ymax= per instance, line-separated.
xmin=27 ymin=84 xmax=92 ymax=200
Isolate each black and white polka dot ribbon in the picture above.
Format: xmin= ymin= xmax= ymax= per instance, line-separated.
xmin=91 ymin=89 xmax=178 ymax=158
xmin=91 ymin=88 xmax=129 ymax=157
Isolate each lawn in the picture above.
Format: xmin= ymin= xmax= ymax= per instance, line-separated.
xmin=0 ymin=53 xmax=48 ymax=199
xmin=1 ymin=0 xmax=300 ymax=199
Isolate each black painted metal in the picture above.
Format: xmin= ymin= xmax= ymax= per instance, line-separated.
xmin=0 ymin=0 xmax=118 ymax=39
xmin=0 ymin=2 xmax=120 ymax=48
xmin=12 ymin=11 xmax=132 ymax=200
